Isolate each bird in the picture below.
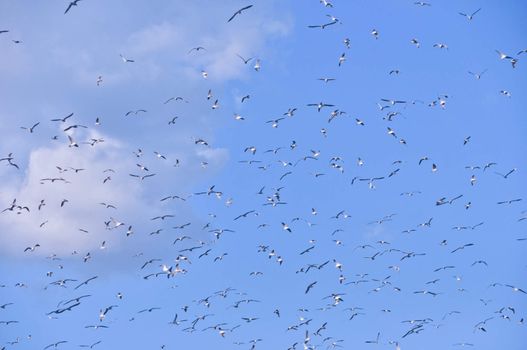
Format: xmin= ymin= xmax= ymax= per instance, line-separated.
xmin=227 ymin=5 xmax=254 ymax=22
xmin=459 ymin=8 xmax=481 ymax=20
xmin=236 ymin=54 xmax=253 ymax=64
xmin=24 ymin=244 xmax=40 ymax=252
xmin=51 ymin=112 xmax=74 ymax=123
xmin=120 ymin=54 xmax=135 ymax=63
xmin=495 ymin=168 xmax=516 ymax=179
xmin=64 ymin=0 xmax=81 ymax=14
xmin=411 ymin=38 xmax=421 ymax=48
xmin=188 ymin=46 xmax=206 ymax=54
xmin=305 ymin=281 xmax=317 ymax=294
xmin=74 ymin=276 xmax=98 ymax=290
xmin=468 ymin=70 xmax=487 ymax=80
xmin=44 ymin=341 xmax=68 ymax=349
xmin=253 ymin=59 xmax=261 ymax=71
xmin=338 ymin=53 xmax=346 ymax=66
xmin=20 ymin=122 xmax=40 ymax=133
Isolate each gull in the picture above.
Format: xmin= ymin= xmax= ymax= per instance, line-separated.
xmin=234 ymin=210 xmax=256 ymax=220
xmin=414 ymin=1 xmax=431 ymax=5
xmin=198 ymin=249 xmax=212 ymax=259
xmin=0 ymin=320 xmax=19 ymax=326
xmin=495 ymin=50 xmax=517 ymax=68
xmin=244 ymin=146 xmax=257 ymax=154
xmin=371 ymin=29 xmax=379 ymax=39
xmin=138 ymin=307 xmax=161 ymax=313
xmin=327 ymin=14 xmax=340 ymax=22
xmin=494 ymin=168 xmax=516 ymax=179
xmin=168 ymin=116 xmax=179 ymax=125
xmin=459 ymin=8 xmax=481 ymax=20
xmin=0 ymin=303 xmax=13 ymax=309
xmin=308 ymin=21 xmax=337 ymax=29
xmin=79 ymin=341 xmax=102 ymax=348
xmin=504 ymin=285 xmax=527 ymax=294
xmin=125 ymin=109 xmax=147 ymax=116
xmin=500 ymin=90 xmax=511 ymax=97
xmin=365 ymin=332 xmax=380 ymax=344
xmin=0 ymin=30 xmax=9 ymax=34
xmin=451 ymin=243 xmax=475 ymax=253
xmin=68 ymin=135 xmax=79 ymax=147
xmin=227 ymin=5 xmax=253 ymax=22
xmin=387 ymin=127 xmax=397 ymax=138
xmin=414 ymin=290 xmax=440 ymax=296
xmin=188 ymin=46 xmax=206 ymax=54
xmin=282 ymin=222 xmax=292 ymax=232
xmin=64 ymin=0 xmax=81 ymax=14
xmin=151 ymin=214 xmax=174 ymax=221
xmin=236 ymin=54 xmax=253 ymax=64
xmin=129 ymin=173 xmax=156 ymax=181
xmin=434 ymin=265 xmax=455 ymax=272
xmin=463 ymin=136 xmax=471 ymax=145
xmin=328 ymin=109 xmax=346 ymax=123
xmin=24 ymin=244 xmax=40 ymax=252
xmin=214 ymin=253 xmax=228 ymax=261
xmin=241 ymin=95 xmax=250 ymax=103
xmin=411 ymin=38 xmax=420 ymax=48
xmin=74 ymin=276 xmax=98 ymax=290
xmin=318 ymin=77 xmax=336 ymax=83
xmin=381 ymin=98 xmax=406 ymax=105
xmin=164 ymin=96 xmax=186 ymax=104
xmin=266 ymin=118 xmax=285 ymax=128
xmin=63 ymin=124 xmax=87 ymax=132
xmin=338 ymin=53 xmax=346 ymax=66
xmin=44 ymin=341 xmax=68 ymax=349
xmin=468 ymin=70 xmax=487 ymax=80
xmin=169 ymin=313 xmax=187 ymax=326
xmin=0 ymin=153 xmax=19 ymax=169
xmin=85 ymin=325 xmax=108 ymax=330
xmin=496 ymin=50 xmax=513 ymax=60
xmin=484 ymin=162 xmax=497 ymax=171
xmin=211 ymin=99 xmax=219 ymax=109
xmin=195 ymin=138 xmax=209 ymax=146
xmin=433 ymin=43 xmax=448 ymax=50
xmin=284 ymin=108 xmax=297 ymax=117
xmin=96 ymin=76 xmax=103 ymax=86
xmin=154 ymin=151 xmax=166 ymax=159
xmin=51 ymin=112 xmax=74 ymax=122
xmin=20 ymin=122 xmax=40 ymax=133
xmin=497 ymin=198 xmax=522 ymax=205
xmin=120 ymin=54 xmax=135 ymax=63
xmin=253 ymin=59 xmax=261 ymax=71
xmin=307 ymin=102 xmax=334 ymax=112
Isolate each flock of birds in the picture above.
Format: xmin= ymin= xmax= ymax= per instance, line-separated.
xmin=0 ymin=1 xmax=525 ymax=350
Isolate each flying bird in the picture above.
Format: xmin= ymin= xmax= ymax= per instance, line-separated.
xmin=227 ymin=5 xmax=254 ymax=22
xmin=64 ymin=0 xmax=81 ymax=14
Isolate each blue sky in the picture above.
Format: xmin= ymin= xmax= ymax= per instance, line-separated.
xmin=0 ymin=0 xmax=526 ymax=349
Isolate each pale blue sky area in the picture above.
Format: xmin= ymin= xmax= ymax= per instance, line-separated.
xmin=0 ymin=1 xmax=526 ymax=349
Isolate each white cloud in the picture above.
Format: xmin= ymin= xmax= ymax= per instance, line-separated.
xmin=0 ymin=130 xmax=227 ymax=256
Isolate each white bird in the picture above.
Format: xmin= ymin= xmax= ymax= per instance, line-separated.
xmin=120 ymin=54 xmax=134 ymax=63
xmin=459 ymin=8 xmax=481 ymax=20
